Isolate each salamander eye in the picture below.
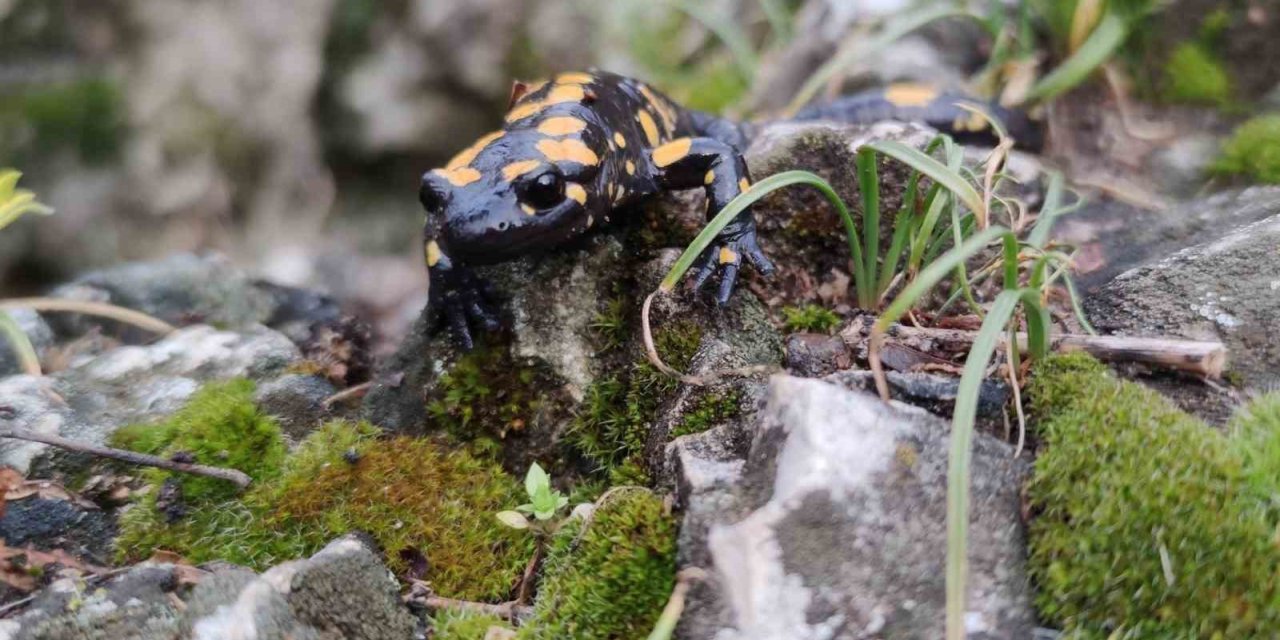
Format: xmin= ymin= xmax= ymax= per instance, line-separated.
xmin=521 ymin=170 xmax=565 ymax=210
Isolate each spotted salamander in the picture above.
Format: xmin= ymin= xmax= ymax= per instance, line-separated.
xmin=419 ymin=71 xmax=1036 ymax=348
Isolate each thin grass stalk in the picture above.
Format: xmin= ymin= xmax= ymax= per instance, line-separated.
xmin=1024 ymin=11 xmax=1129 ymax=102
xmin=945 ymin=289 xmax=1021 ymax=640
xmin=866 ymin=140 xmax=986 ymax=224
xmin=856 ymin=147 xmax=882 ymax=308
xmin=0 ymin=298 xmax=176 ymax=335
xmin=0 ymin=310 xmax=41 ymax=376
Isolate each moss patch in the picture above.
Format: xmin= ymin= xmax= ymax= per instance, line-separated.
xmin=670 ymin=389 xmax=741 ymax=439
xmin=781 ymin=304 xmax=841 ymax=334
xmin=116 ymin=421 xmax=532 ymax=602
xmin=570 ymin=321 xmax=702 ymax=483
xmin=110 ymin=379 xmax=286 ymax=503
xmin=518 ymin=490 xmax=677 ymax=639
xmin=1162 ymin=42 xmax=1232 ymax=106
xmin=1213 ymin=114 xmax=1280 ymax=184
xmin=1026 ymin=353 xmax=1280 ymax=637
xmin=433 ymin=610 xmax=514 ymax=640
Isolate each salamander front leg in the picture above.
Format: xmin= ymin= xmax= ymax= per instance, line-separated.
xmin=424 ymin=237 xmax=500 ymax=351
xmin=650 ymin=137 xmax=775 ymax=304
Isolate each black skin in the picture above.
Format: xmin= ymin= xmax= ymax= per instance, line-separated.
xmin=420 ymin=72 xmax=1039 ymax=349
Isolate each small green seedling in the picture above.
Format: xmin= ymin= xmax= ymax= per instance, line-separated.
xmin=496 ymin=463 xmax=569 ymax=532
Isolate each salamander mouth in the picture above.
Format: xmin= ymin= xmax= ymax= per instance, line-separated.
xmin=450 ymin=204 xmax=586 ymax=264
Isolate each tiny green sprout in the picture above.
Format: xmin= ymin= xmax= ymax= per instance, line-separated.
xmin=497 ymin=462 xmax=569 ymax=531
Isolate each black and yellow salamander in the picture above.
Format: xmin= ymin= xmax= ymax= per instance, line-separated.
xmin=419 ymin=71 xmax=1036 ymax=348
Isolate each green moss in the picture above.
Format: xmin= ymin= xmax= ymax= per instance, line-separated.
xmin=116 ymin=421 xmax=533 ymax=602
xmin=780 ymin=305 xmax=841 ymax=334
xmin=588 ymin=296 xmax=630 ymax=353
xmin=433 ymin=609 xmax=514 ymax=640
xmin=1162 ymin=42 xmax=1232 ymax=106
xmin=518 ymin=490 xmax=677 ymax=639
xmin=427 ymin=346 xmax=561 ymax=448
xmin=570 ymin=321 xmax=703 ymax=480
xmin=111 ymin=379 xmax=286 ymax=504
xmin=670 ymin=390 xmax=741 ymax=439
xmin=1213 ymin=115 xmax=1280 ymax=184
xmin=0 ymin=77 xmax=124 ymax=165
xmin=1026 ymin=353 xmax=1280 ymax=638
xmin=1230 ymin=392 xmax=1280 ymax=507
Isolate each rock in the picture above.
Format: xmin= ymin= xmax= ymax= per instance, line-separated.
xmin=0 ymin=310 xmax=54 ymax=378
xmin=1056 ymin=187 xmax=1280 ymax=290
xmin=186 ymin=535 xmax=418 ymax=640
xmin=253 ymin=374 xmax=336 ymax=441
xmin=0 ymin=536 xmax=418 ymax=640
xmin=1086 ymin=213 xmax=1280 ymax=391
xmin=670 ymin=375 xmax=1034 ymax=639
xmin=0 ymin=497 xmax=117 ymax=566
xmin=0 ymin=325 xmax=301 ymax=477
xmin=784 ymin=333 xmax=850 ymax=377
xmin=46 ymin=253 xmax=282 ymax=337
xmin=0 ymin=563 xmax=189 ymax=640
xmin=825 ymin=369 xmax=1011 ymax=426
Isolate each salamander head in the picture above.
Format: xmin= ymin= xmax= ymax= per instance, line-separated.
xmin=420 ymin=133 xmax=595 ymax=263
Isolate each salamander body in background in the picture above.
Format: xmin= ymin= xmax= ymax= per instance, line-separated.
xmin=419 ymin=71 xmax=1037 ymax=348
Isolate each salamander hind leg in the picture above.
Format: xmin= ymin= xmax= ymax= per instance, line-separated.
xmin=650 ymin=137 xmax=775 ymax=304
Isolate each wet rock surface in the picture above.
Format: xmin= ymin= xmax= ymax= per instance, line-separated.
xmin=670 ymin=375 xmax=1034 ymax=640
xmin=0 ymin=497 xmax=117 ymax=566
xmin=1086 ymin=212 xmax=1280 ymax=390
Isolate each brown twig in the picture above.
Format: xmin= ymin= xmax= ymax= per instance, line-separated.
xmin=322 ymin=381 xmax=372 ymax=409
xmin=0 ymin=298 xmax=175 ymax=335
xmin=0 ymin=428 xmax=251 ymax=489
xmin=422 ymin=596 xmax=532 ymax=621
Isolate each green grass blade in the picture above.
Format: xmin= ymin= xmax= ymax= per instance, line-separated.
xmin=1024 ymin=12 xmax=1129 ymax=103
xmin=0 ymin=310 xmax=42 ymax=376
xmin=1020 ymin=289 xmax=1052 ymax=359
xmin=856 ymin=147 xmax=882 ymax=308
xmin=0 ymin=170 xmax=20 ymax=203
xmin=1002 ymin=234 xmax=1019 ymax=290
xmin=949 ymin=205 xmax=985 ymax=317
xmin=867 ymin=140 xmax=986 ymax=222
xmin=756 ymin=0 xmax=792 ymax=42
xmin=876 ymin=226 xmax=1009 ymax=330
xmin=1061 ymin=271 xmax=1098 ymax=335
xmin=660 ymin=171 xmax=864 ymax=300
xmin=785 ymin=6 xmax=981 ymax=114
xmin=668 ymin=0 xmax=759 ymax=80
xmin=1026 ymin=170 xmax=1082 ymax=248
xmin=945 ymin=289 xmax=1021 ymax=640
xmin=0 ymin=191 xmax=55 ymax=233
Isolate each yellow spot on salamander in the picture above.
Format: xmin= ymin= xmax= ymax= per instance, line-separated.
xmin=652 ymin=138 xmax=692 ymax=168
xmin=613 ymin=132 xmax=627 ymax=148
xmin=556 ymin=71 xmax=594 ymax=85
xmin=951 ymin=110 xmax=989 ymax=132
xmin=718 ymin=247 xmax=739 ymax=265
xmin=704 ymin=169 xmax=715 ymax=185
xmin=883 ymin=83 xmax=940 ymax=108
xmin=639 ymin=84 xmax=677 ymax=132
xmin=501 ymin=159 xmax=543 ymax=182
xmin=505 ymin=84 xmax=586 ymax=123
xmin=521 ymin=203 xmax=537 ymax=216
xmin=637 ymin=111 xmax=661 ymax=146
xmin=738 ymin=177 xmax=750 ymax=192
xmin=565 ymin=182 xmax=587 ymax=205
xmin=435 ymin=167 xmax=481 ymax=187
xmin=536 ymin=138 xmax=598 ymax=166
xmin=625 ymin=160 xmax=636 ymax=175
xmin=425 ymin=241 xmax=442 ymax=267
xmin=445 ymin=130 xmax=503 ymax=170
xmin=537 ymin=116 xmax=587 ymax=136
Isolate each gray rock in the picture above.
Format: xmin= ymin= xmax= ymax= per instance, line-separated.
xmin=784 ymin=333 xmax=850 ymax=377
xmin=1 ymin=564 xmax=187 ymax=640
xmin=186 ymin=535 xmax=417 ymax=640
xmin=1086 ymin=213 xmax=1280 ymax=390
xmin=0 ymin=310 xmax=54 ymax=378
xmin=0 ymin=325 xmax=301 ymax=477
xmin=825 ymin=370 xmax=1011 ymax=425
xmin=1056 ymin=187 xmax=1280 ymax=291
xmin=0 ymin=497 xmax=117 ymax=566
xmin=254 ymin=374 xmax=336 ymax=441
xmin=672 ymin=375 xmax=1034 ymax=639
xmin=48 ymin=254 xmax=278 ymax=336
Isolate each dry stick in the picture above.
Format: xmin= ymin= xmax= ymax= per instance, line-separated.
xmin=422 ymin=596 xmax=532 ymax=622
xmin=0 ymin=427 xmax=252 ymax=489
xmin=322 ymin=381 xmax=372 ymax=409
xmin=641 ymin=291 xmax=777 ymax=387
xmin=859 ymin=324 xmax=1227 ymax=378
xmin=0 ymin=298 xmax=176 ymax=335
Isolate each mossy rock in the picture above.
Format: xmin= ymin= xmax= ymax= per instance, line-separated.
xmin=116 ymin=420 xmax=533 ymax=602
xmin=518 ymin=489 xmax=677 ymax=639
xmin=432 ymin=610 xmax=514 ymax=640
xmin=1026 ymin=353 xmax=1280 ymax=637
